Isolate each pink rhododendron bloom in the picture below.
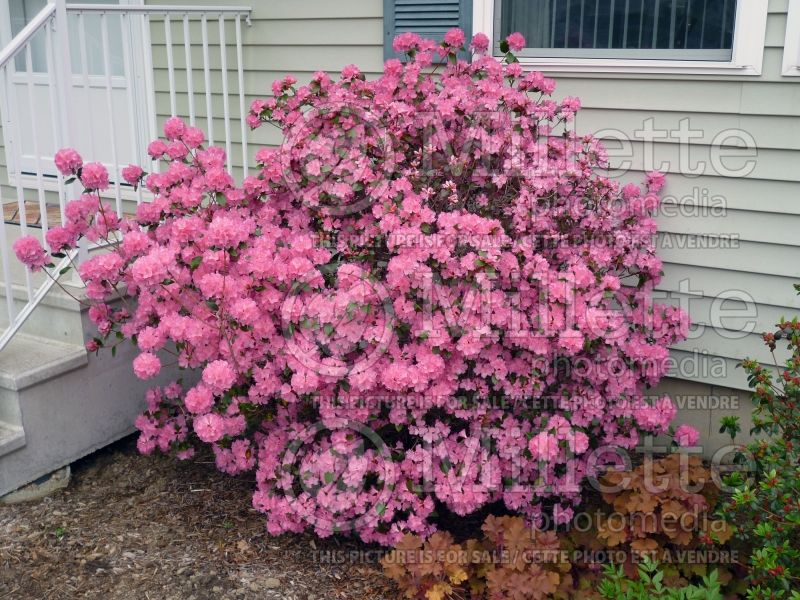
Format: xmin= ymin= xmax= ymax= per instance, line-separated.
xmin=646 ymin=171 xmax=667 ymax=193
xmin=45 ymin=226 xmax=76 ymax=253
xmin=341 ymin=64 xmax=361 ymax=79
xmin=568 ymin=431 xmax=590 ymax=454
xmin=183 ymin=126 xmax=205 ymax=148
xmin=185 ymin=384 xmax=214 ymax=414
xmin=393 ymin=31 xmax=422 ymax=53
xmin=163 ymin=116 xmax=186 ymax=141
xmin=674 ymin=424 xmax=700 ymax=447
xmin=79 ymin=162 xmax=109 ymax=190
xmin=166 ymin=141 xmax=188 ymax=161
xmin=558 ymin=329 xmax=584 ymax=355
xmin=147 ymin=140 xmax=168 ymax=158
xmin=443 ymin=28 xmax=466 ymax=48
xmin=54 ymin=148 xmax=82 ymax=175
xmin=130 ymin=248 xmax=172 ymax=286
xmin=121 ymin=164 xmax=144 ymax=186
xmin=634 ymin=396 xmax=677 ymax=433
xmin=132 ymin=352 xmax=161 ymax=380
xmin=12 ymin=236 xmax=47 ymax=271
xmin=194 ymin=413 xmax=225 ymax=443
xmin=471 ymin=32 xmax=490 ymax=53
xmin=205 ymin=168 xmax=233 ymax=191
xmin=506 ymin=32 xmax=526 ymax=51
xmin=529 ymin=432 xmax=560 ymax=462
xmin=202 ymin=360 xmax=236 ymax=394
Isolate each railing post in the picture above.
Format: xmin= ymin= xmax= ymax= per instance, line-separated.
xmin=52 ymin=1 xmax=88 ymax=269
xmin=52 ymin=0 xmax=73 ymax=151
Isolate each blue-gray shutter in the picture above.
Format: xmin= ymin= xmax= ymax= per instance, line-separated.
xmin=384 ymin=0 xmax=474 ymax=61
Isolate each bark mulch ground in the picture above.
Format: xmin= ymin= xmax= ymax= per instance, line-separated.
xmin=0 ymin=436 xmax=399 ymax=600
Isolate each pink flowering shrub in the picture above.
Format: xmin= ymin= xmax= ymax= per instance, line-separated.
xmin=16 ymin=31 xmax=687 ymax=545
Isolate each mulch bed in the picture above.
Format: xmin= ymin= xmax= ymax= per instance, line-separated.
xmin=0 ymin=436 xmax=399 ymax=600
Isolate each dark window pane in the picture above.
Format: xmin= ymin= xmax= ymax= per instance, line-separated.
xmin=497 ymin=0 xmax=736 ymax=60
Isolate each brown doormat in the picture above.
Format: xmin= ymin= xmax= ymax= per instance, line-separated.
xmin=3 ymin=202 xmax=64 ymax=227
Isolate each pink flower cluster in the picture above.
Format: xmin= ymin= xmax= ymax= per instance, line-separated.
xmin=12 ymin=236 xmax=48 ymax=271
xmin=19 ymin=31 xmax=688 ymax=546
xmin=674 ymin=424 xmax=701 ymax=447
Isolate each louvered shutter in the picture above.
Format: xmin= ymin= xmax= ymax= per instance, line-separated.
xmin=383 ymin=0 xmax=474 ymax=61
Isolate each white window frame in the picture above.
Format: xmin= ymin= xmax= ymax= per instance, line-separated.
xmin=473 ymin=0 xmax=768 ymax=76
xmin=783 ymin=0 xmax=800 ymax=76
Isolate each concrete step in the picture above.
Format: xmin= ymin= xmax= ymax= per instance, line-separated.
xmin=0 ymin=421 xmax=25 ymax=456
xmin=0 ymin=333 xmax=87 ymax=465
xmin=0 ymin=315 xmax=180 ymax=496
xmin=0 ymin=332 xmax=87 ymax=392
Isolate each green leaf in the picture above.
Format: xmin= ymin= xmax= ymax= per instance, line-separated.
xmin=375 ymin=502 xmax=386 ymax=516
xmin=189 ymin=256 xmax=202 ymax=271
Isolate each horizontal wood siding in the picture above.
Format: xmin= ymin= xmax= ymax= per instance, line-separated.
xmin=143 ymin=0 xmax=800 ymax=390
xmin=0 ymin=0 xmax=793 ymax=391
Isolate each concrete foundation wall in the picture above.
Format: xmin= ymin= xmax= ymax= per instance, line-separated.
xmin=651 ymin=377 xmax=756 ymax=459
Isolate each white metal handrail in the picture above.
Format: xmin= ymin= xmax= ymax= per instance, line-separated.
xmin=0 ymin=1 xmax=252 ymax=353
xmin=0 ymin=251 xmax=76 ymax=353
xmin=67 ymin=4 xmax=252 ymax=16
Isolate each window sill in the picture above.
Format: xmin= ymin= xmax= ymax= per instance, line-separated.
xmin=503 ymin=57 xmax=763 ymax=77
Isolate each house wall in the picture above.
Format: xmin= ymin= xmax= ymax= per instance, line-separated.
xmin=145 ymin=0 xmax=387 ymax=180
xmin=1 ymin=1 xmax=794 ymax=454
xmin=142 ymin=0 xmax=800 ymax=453
xmin=145 ymin=0 xmax=799 ymax=390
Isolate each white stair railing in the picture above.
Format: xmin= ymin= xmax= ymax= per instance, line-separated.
xmin=0 ymin=2 xmax=252 ymax=353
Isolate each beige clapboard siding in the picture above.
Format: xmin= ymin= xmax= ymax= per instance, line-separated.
xmin=143 ymin=0 xmax=799 ymax=390
xmin=656 ymin=209 xmax=800 ymax=246
xmin=660 ymin=264 xmax=800 ymax=311
xmin=672 ymin=329 xmax=793 ymax=366
xmin=553 ymin=78 xmax=800 ymax=116
xmin=149 ymin=43 xmax=385 ymax=73
xmin=147 ymin=0 xmax=384 ymax=19
xmin=0 ymin=0 xmax=790 ymax=391
xmin=664 ymin=292 xmax=794 ymax=335
xmin=656 ymin=235 xmax=800 ymax=278
xmin=620 ymin=174 xmax=800 ymax=216
xmin=148 ymin=18 xmax=384 ymax=47
xmin=573 ymin=108 xmax=800 ymax=151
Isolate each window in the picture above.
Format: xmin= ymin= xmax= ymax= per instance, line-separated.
xmin=783 ymin=0 xmax=800 ymax=76
xmin=473 ymin=0 xmax=769 ymax=74
xmin=498 ymin=0 xmax=735 ymax=60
